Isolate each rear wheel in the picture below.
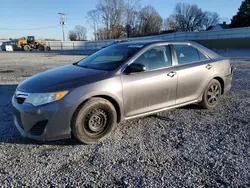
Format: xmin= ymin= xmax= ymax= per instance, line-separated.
xmin=23 ymin=45 xmax=30 ymax=51
xmin=200 ymin=79 xmax=222 ymax=109
xmin=72 ymin=97 xmax=117 ymax=144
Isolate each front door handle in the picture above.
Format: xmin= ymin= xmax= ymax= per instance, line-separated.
xmin=167 ymin=71 xmax=177 ymax=77
xmin=206 ymin=64 xmax=212 ymax=70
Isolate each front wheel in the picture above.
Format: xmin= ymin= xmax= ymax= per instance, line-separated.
xmin=200 ymin=79 xmax=222 ymax=109
xmin=23 ymin=45 xmax=31 ymax=51
xmin=72 ymin=98 xmax=117 ymax=144
xmin=38 ymin=45 xmax=45 ymax=51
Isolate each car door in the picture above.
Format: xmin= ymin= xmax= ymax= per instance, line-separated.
xmin=172 ymin=44 xmax=215 ymax=104
xmin=121 ymin=45 xmax=178 ymax=117
xmin=11 ymin=41 xmax=18 ymax=50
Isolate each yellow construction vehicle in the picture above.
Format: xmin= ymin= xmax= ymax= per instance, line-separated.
xmin=17 ymin=36 xmax=51 ymax=51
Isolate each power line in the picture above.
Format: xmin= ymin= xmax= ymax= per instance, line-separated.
xmin=0 ymin=25 xmax=61 ymax=31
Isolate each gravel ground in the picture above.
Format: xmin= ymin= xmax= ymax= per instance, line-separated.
xmin=0 ymin=51 xmax=249 ymax=187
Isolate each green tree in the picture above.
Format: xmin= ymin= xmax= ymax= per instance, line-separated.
xmin=231 ymin=0 xmax=250 ymax=28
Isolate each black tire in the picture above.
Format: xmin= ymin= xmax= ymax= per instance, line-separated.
xmin=46 ymin=46 xmax=51 ymax=51
xmin=23 ymin=45 xmax=30 ymax=51
xmin=38 ymin=45 xmax=45 ymax=51
xmin=200 ymin=79 xmax=222 ymax=109
xmin=72 ymin=97 xmax=117 ymax=144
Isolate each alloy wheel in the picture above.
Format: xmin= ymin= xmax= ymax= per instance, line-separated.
xmin=207 ymin=84 xmax=220 ymax=105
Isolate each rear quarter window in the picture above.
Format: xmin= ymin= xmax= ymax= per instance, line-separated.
xmin=198 ymin=50 xmax=209 ymax=61
xmin=173 ymin=45 xmax=209 ymax=65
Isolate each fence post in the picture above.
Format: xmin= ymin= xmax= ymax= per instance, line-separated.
xmin=61 ymin=42 xmax=63 ymax=50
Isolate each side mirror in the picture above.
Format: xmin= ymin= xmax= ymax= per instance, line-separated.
xmin=125 ymin=63 xmax=146 ymax=73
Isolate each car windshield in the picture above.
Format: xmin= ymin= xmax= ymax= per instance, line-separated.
xmin=77 ymin=44 xmax=143 ymax=71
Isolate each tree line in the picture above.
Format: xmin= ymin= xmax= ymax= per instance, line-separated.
xmin=68 ymin=0 xmax=249 ymax=41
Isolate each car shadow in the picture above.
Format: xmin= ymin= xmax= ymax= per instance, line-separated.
xmin=0 ymin=84 xmax=80 ymax=146
xmin=148 ymin=114 xmax=175 ymax=121
xmin=179 ymin=104 xmax=203 ymax=109
xmin=147 ymin=104 xmax=202 ymax=121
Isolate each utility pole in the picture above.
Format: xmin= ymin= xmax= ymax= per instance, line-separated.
xmin=58 ymin=12 xmax=66 ymax=41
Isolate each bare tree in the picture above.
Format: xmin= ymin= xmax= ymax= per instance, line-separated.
xmin=86 ymin=10 xmax=101 ymax=40
xmin=162 ymin=19 xmax=169 ymax=31
xmin=166 ymin=3 xmax=205 ymax=32
xmin=88 ymin=0 xmax=163 ymax=39
xmin=97 ymin=0 xmax=125 ymax=39
xmin=68 ymin=25 xmax=87 ymax=41
xmin=74 ymin=25 xmax=87 ymax=41
xmin=96 ymin=28 xmax=110 ymax=40
xmin=68 ymin=30 xmax=77 ymax=41
xmin=202 ymin=11 xmax=220 ymax=30
xmin=124 ymin=0 xmax=141 ymax=37
xmin=161 ymin=19 xmax=176 ymax=34
xmin=137 ymin=5 xmax=163 ymax=36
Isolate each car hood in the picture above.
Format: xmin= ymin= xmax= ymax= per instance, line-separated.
xmin=18 ymin=64 xmax=107 ymax=93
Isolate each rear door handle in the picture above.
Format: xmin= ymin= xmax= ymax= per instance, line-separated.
xmin=167 ymin=71 xmax=177 ymax=77
xmin=206 ymin=64 xmax=212 ymax=70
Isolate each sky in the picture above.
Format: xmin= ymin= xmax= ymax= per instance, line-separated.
xmin=0 ymin=0 xmax=242 ymax=40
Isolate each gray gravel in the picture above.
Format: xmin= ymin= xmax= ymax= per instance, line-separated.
xmin=0 ymin=51 xmax=249 ymax=187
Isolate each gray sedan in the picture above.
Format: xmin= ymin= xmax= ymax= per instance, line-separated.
xmin=12 ymin=41 xmax=233 ymax=144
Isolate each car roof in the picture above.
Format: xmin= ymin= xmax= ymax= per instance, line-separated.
xmin=120 ymin=40 xmax=193 ymax=46
xmin=115 ymin=40 xmax=220 ymax=59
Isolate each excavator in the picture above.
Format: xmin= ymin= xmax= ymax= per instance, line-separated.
xmin=17 ymin=36 xmax=51 ymax=51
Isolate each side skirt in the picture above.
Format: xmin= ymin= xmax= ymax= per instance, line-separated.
xmin=124 ymin=100 xmax=199 ymax=120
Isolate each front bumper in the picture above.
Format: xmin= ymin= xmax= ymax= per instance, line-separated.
xmin=12 ymin=96 xmax=73 ymax=141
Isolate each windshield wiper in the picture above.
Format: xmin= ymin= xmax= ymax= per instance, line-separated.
xmin=81 ymin=65 xmax=89 ymax=68
xmin=74 ymin=63 xmax=108 ymax=71
xmin=73 ymin=63 xmax=89 ymax=68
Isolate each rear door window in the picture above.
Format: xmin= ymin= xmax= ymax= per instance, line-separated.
xmin=173 ymin=45 xmax=209 ymax=65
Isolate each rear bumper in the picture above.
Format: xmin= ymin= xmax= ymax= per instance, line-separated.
xmin=12 ymin=96 xmax=72 ymax=141
xmin=223 ymin=73 xmax=233 ymax=94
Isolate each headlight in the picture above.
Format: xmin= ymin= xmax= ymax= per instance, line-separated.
xmin=25 ymin=91 xmax=68 ymax=106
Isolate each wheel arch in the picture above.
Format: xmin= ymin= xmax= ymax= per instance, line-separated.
xmin=198 ymin=76 xmax=225 ymax=101
xmin=71 ymin=95 xmax=122 ymax=126
xmin=213 ymin=76 xmax=224 ymax=94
